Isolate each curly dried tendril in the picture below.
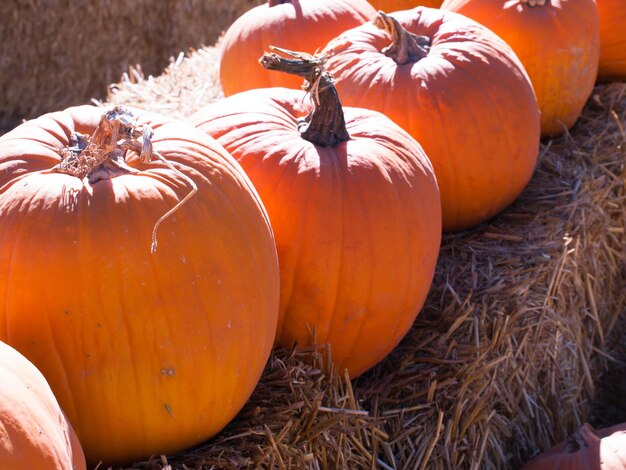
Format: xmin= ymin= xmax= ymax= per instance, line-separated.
xmin=55 ymin=106 xmax=197 ymax=253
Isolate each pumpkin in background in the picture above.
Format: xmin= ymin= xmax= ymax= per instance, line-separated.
xmin=597 ymin=0 xmax=626 ymax=81
xmin=0 ymin=106 xmax=280 ymax=466
xmin=441 ymin=0 xmax=600 ymax=137
xmin=323 ymin=8 xmax=540 ymax=232
xmin=0 ymin=340 xmax=86 ymax=470
xmin=368 ymin=0 xmax=442 ymax=10
xmin=522 ymin=422 xmax=626 ymax=469
xmin=219 ymin=0 xmax=376 ymax=96
xmin=192 ymin=51 xmax=441 ymax=378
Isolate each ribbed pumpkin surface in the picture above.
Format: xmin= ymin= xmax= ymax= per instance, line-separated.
xmin=192 ymin=87 xmax=441 ymax=378
xmin=323 ymin=8 xmax=540 ymax=231
xmin=0 ymin=105 xmax=280 ymax=466
xmin=219 ymin=0 xmax=376 ymax=96
xmin=441 ymin=0 xmax=600 ymax=136
xmin=0 ymin=340 xmax=86 ymax=470
xmin=597 ymin=0 xmax=626 ymax=80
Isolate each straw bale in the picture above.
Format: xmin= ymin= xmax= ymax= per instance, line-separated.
xmin=105 ymin=45 xmax=225 ymax=122
xmin=0 ymin=0 xmax=261 ymax=131
xmin=127 ymin=345 xmax=389 ymax=470
xmin=105 ymin=49 xmax=626 ymax=469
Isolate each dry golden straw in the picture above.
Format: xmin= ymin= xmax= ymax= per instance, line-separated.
xmin=0 ymin=0 xmax=262 ymax=131
xmin=104 ymin=46 xmax=626 ymax=469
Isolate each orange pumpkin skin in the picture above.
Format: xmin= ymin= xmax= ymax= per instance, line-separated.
xmin=368 ymin=0 xmax=442 ymax=10
xmin=219 ymin=0 xmax=376 ymax=96
xmin=191 ymin=88 xmax=441 ymax=378
xmin=0 ymin=106 xmax=280 ymax=465
xmin=597 ymin=0 xmax=626 ymax=80
xmin=441 ymin=0 xmax=600 ymax=137
xmin=0 ymin=341 xmax=86 ymax=470
xmin=522 ymin=423 xmax=626 ymax=470
xmin=323 ymin=8 xmax=540 ymax=232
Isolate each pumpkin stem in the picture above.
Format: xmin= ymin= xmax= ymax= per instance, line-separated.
xmin=520 ymin=0 xmax=548 ymax=6
xmin=564 ymin=423 xmax=602 ymax=453
xmin=374 ymin=11 xmax=431 ymax=65
xmin=268 ymin=0 xmax=292 ymax=5
xmin=55 ymin=106 xmax=145 ymax=182
xmin=259 ymin=47 xmax=350 ymax=147
xmin=54 ymin=106 xmax=197 ymax=254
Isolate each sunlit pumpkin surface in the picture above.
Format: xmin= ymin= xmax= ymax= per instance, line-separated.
xmin=0 ymin=105 xmax=280 ymax=466
xmin=323 ymin=8 xmax=540 ymax=231
xmin=192 ymin=87 xmax=442 ymax=378
xmin=442 ymin=0 xmax=600 ymax=136
xmin=597 ymin=0 xmax=626 ymax=80
xmin=0 ymin=341 xmax=86 ymax=470
xmin=220 ymin=0 xmax=376 ymax=96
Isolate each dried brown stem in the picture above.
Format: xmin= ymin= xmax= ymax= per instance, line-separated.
xmin=259 ymin=47 xmax=349 ymax=147
xmin=55 ymin=106 xmax=141 ymax=182
xmin=54 ymin=106 xmax=197 ymax=253
xmin=374 ymin=11 xmax=431 ymax=65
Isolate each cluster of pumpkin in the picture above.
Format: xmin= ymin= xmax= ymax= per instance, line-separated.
xmin=0 ymin=0 xmax=625 ymax=468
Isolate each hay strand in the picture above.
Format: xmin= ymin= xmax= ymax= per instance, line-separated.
xmin=105 ymin=45 xmax=626 ymax=469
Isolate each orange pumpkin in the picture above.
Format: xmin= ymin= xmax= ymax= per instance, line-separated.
xmin=219 ymin=0 xmax=376 ymax=96
xmin=323 ymin=9 xmax=540 ymax=232
xmin=192 ymin=52 xmax=441 ymax=378
xmin=368 ymin=0 xmax=442 ymax=10
xmin=597 ymin=0 xmax=626 ymax=80
xmin=441 ymin=0 xmax=600 ymax=137
xmin=0 ymin=105 xmax=280 ymax=465
xmin=0 ymin=341 xmax=86 ymax=470
xmin=522 ymin=422 xmax=626 ymax=470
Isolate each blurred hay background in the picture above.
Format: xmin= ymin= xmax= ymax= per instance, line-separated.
xmin=104 ymin=45 xmax=626 ymax=469
xmin=0 ymin=0 xmax=262 ymax=132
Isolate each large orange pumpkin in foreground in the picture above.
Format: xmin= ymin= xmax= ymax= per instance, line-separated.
xmin=522 ymin=422 xmax=626 ymax=470
xmin=192 ymin=52 xmax=441 ymax=378
xmin=219 ymin=0 xmax=376 ymax=96
xmin=323 ymin=8 xmax=540 ymax=232
xmin=0 ymin=341 xmax=86 ymax=470
xmin=0 ymin=106 xmax=280 ymax=466
xmin=597 ymin=0 xmax=626 ymax=81
xmin=368 ymin=0 xmax=443 ymax=10
xmin=441 ymin=0 xmax=600 ymax=136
